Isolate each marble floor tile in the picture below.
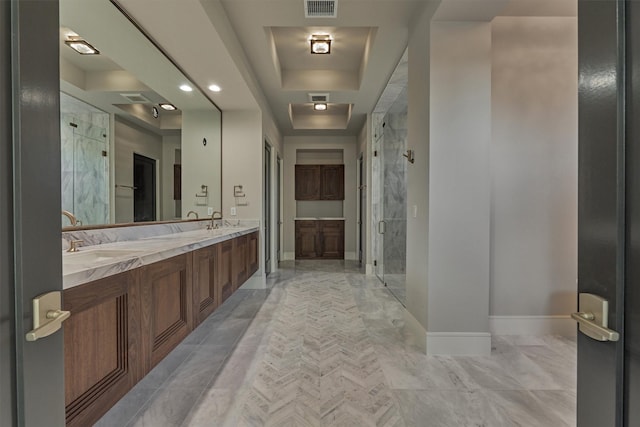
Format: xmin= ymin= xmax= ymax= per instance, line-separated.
xmin=99 ymin=261 xmax=577 ymax=427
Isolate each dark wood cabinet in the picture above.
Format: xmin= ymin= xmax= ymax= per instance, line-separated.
xmin=233 ymin=234 xmax=248 ymax=290
xmin=192 ymin=245 xmax=218 ymax=326
xmin=320 ymin=165 xmax=345 ymax=200
xmin=247 ymin=231 xmax=259 ymax=276
xmin=63 ymin=270 xmax=141 ymax=427
xmin=295 ymin=164 xmax=344 ymax=200
xmin=295 ymin=165 xmax=321 ymax=200
xmin=319 ymin=220 xmax=345 ymax=258
xmin=140 ymin=253 xmax=193 ymax=371
xmin=217 ymin=239 xmax=234 ymax=304
xmin=64 ymin=231 xmax=259 ymax=426
xmin=295 ymin=220 xmax=344 ymax=259
xmin=295 ymin=220 xmax=320 ymax=259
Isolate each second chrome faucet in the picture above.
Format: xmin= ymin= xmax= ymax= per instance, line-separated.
xmin=208 ymin=211 xmax=223 ymax=230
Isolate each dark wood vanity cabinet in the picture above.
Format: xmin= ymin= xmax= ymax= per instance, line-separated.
xmin=295 ymin=164 xmax=344 ymax=200
xmin=63 ymin=270 xmax=141 ymax=427
xmin=140 ymin=253 xmax=193 ymax=371
xmin=217 ymin=239 xmax=235 ymax=304
xmin=192 ymin=245 xmax=219 ymax=326
xmin=247 ymin=231 xmax=259 ymax=276
xmin=63 ymin=231 xmax=259 ymax=426
xmin=233 ymin=234 xmax=248 ymax=290
xmin=295 ymin=220 xmax=344 ymax=259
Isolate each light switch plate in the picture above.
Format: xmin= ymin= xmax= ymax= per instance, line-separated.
xmin=231 ymin=206 xmax=237 ymax=216
xmin=207 ymin=207 xmax=213 ymax=215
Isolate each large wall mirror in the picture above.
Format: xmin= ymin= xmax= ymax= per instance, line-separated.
xmin=60 ymin=0 xmax=222 ymax=229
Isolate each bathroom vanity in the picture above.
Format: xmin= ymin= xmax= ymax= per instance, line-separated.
xmin=61 ymin=224 xmax=258 ymax=427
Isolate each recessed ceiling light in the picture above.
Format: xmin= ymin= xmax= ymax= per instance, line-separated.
xmin=159 ymin=103 xmax=177 ymax=111
xmin=179 ymin=84 xmax=193 ymax=92
xmin=64 ymin=37 xmax=100 ymax=55
xmin=208 ymin=84 xmax=221 ymax=92
xmin=314 ymin=103 xmax=328 ymax=111
xmin=310 ymin=34 xmax=332 ymax=54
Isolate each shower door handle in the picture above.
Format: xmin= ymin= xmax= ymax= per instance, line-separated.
xmin=378 ymin=220 xmax=386 ymax=234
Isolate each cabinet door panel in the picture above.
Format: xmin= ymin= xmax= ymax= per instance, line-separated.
xmin=295 ymin=165 xmax=321 ymax=200
xmin=140 ymin=254 xmax=192 ymax=370
xmin=63 ymin=270 xmax=140 ymax=427
xmin=295 ymin=221 xmax=319 ymax=259
xmin=217 ymin=240 xmax=234 ymax=303
xmin=320 ymin=165 xmax=344 ymax=200
xmin=320 ymin=221 xmax=345 ymax=259
xmin=192 ymin=245 xmax=217 ymax=326
xmin=233 ymin=235 xmax=248 ymax=290
xmin=247 ymin=232 xmax=259 ymax=276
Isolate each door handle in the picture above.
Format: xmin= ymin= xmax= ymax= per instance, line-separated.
xmin=25 ymin=291 xmax=71 ymax=342
xmin=571 ymin=293 xmax=619 ymax=342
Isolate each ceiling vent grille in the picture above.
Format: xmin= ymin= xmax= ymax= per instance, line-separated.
xmin=120 ymin=93 xmax=151 ymax=104
xmin=308 ymin=93 xmax=330 ymax=102
xmin=305 ymin=0 xmax=337 ymax=18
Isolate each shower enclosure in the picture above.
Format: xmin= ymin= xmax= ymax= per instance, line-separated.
xmin=372 ymin=86 xmax=408 ymax=305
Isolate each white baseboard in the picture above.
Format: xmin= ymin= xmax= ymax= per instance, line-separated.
xmin=489 ymin=315 xmax=576 ymax=337
xmin=283 ymin=251 xmax=295 ymax=261
xmin=345 ymin=251 xmax=357 ymax=260
xmin=426 ymin=332 xmax=492 ymax=356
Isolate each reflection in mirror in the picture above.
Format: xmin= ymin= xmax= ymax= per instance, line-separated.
xmin=59 ymin=0 xmax=221 ymax=228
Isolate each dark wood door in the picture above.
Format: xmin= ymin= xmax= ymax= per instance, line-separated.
xmin=140 ymin=254 xmax=192 ymax=371
xmin=319 ymin=220 xmax=345 ymax=259
xmin=192 ymin=245 xmax=218 ymax=326
xmin=247 ymin=231 xmax=259 ymax=276
xmin=233 ymin=234 xmax=248 ymax=290
xmin=295 ymin=165 xmax=321 ymax=200
xmin=63 ymin=270 xmax=141 ymax=427
xmin=217 ymin=240 xmax=234 ymax=303
xmin=295 ymin=220 xmax=319 ymax=259
xmin=320 ymin=165 xmax=345 ymax=200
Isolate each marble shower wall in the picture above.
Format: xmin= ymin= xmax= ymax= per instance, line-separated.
xmin=61 ymin=93 xmax=110 ymax=226
xmin=382 ymin=103 xmax=408 ymax=275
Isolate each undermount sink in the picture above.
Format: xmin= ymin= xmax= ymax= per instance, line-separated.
xmin=63 ymin=249 xmax=142 ymax=265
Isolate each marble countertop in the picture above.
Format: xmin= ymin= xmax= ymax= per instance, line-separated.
xmin=294 ymin=217 xmax=345 ymax=220
xmin=62 ymin=226 xmax=258 ymax=289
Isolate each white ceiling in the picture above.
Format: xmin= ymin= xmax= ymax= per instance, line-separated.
xmin=61 ymin=0 xmax=577 ymax=138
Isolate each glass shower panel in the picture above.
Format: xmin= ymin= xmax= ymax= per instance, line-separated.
xmin=371 ymin=113 xmax=385 ymax=282
xmin=382 ymin=89 xmax=408 ymax=306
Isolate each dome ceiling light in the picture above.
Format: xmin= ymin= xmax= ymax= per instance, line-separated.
xmin=310 ymin=34 xmax=332 ymax=54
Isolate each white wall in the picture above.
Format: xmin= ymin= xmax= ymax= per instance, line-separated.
xmin=222 ymin=110 xmax=263 ymax=220
xmin=490 ymin=17 xmax=578 ymax=318
xmin=114 ymin=118 xmax=163 ymax=223
xmin=283 ymin=136 xmax=358 ymax=260
xmin=428 ymin=22 xmax=492 ymax=344
xmin=181 ymin=109 xmax=222 ymax=219
xmin=405 ymin=2 xmax=439 ymax=343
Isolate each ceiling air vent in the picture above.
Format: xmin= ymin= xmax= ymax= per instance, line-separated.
xmin=308 ymin=93 xmax=330 ymax=103
xmin=120 ymin=93 xmax=151 ymax=104
xmin=305 ymin=0 xmax=337 ymax=18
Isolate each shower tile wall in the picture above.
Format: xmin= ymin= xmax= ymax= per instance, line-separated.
xmin=371 ymin=112 xmax=384 ymax=276
xmin=61 ymin=93 xmax=110 ymax=226
xmin=382 ymin=109 xmax=408 ymax=275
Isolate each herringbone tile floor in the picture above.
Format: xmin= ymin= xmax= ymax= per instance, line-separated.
xmin=97 ymin=261 xmax=576 ymax=427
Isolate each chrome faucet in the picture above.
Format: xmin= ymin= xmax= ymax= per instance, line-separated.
xmin=186 ymin=210 xmax=199 ymax=219
xmin=208 ymin=211 xmax=223 ymax=230
xmin=62 ymin=210 xmax=78 ymax=227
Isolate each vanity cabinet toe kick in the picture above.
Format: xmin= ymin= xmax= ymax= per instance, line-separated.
xmin=62 ymin=230 xmax=259 ymax=427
